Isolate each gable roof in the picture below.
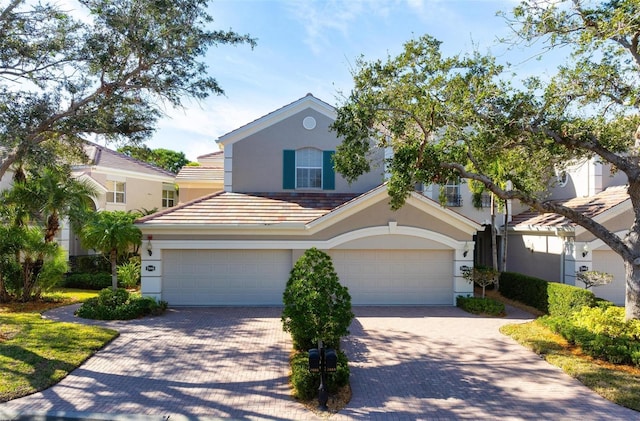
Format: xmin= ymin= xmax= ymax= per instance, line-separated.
xmin=81 ymin=142 xmax=175 ymax=178
xmin=510 ymin=185 xmax=630 ymax=231
xmin=136 ymin=183 xmax=482 ymax=237
xmin=217 ymin=93 xmax=337 ymax=147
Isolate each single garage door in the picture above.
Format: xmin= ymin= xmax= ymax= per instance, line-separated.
xmin=330 ymin=249 xmax=453 ymax=305
xmin=592 ymin=250 xmax=626 ymax=306
xmin=162 ymin=249 xmax=291 ymax=306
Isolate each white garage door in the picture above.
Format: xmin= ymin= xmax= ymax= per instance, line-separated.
xmin=592 ymin=250 xmax=626 ymax=306
xmin=162 ymin=250 xmax=291 ymax=306
xmin=330 ymin=249 xmax=453 ymax=305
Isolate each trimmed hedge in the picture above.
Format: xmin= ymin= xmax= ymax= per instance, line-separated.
xmin=499 ymin=272 xmax=595 ymax=316
xmin=63 ymin=272 xmax=112 ymax=290
xmin=456 ymin=295 xmax=505 ymax=316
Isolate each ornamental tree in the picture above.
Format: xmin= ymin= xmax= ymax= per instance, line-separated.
xmin=281 ymin=248 xmax=354 ymax=351
xmin=0 ymin=0 xmax=255 ymax=179
xmin=331 ymin=0 xmax=640 ymax=320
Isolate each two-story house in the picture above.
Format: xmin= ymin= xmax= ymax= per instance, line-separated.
xmin=505 ymin=158 xmax=631 ymax=305
xmin=137 ymin=94 xmax=481 ymax=306
xmin=64 ymin=142 xmax=177 ymax=257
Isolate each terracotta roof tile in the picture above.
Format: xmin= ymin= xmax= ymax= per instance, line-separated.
xmin=138 ymin=191 xmax=360 ymax=225
xmin=175 ymin=166 xmax=224 ymax=182
xmin=83 ymin=142 xmax=175 ymax=178
xmin=511 ymin=185 xmax=629 ymax=228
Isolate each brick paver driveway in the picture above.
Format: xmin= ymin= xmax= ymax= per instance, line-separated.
xmin=1 ymin=305 xmax=638 ymax=420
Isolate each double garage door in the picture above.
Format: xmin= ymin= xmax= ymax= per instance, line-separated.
xmin=162 ymin=249 xmax=453 ymax=306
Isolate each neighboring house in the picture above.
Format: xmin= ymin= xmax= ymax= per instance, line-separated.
xmin=64 ymin=142 xmax=177 ymax=257
xmin=175 ymin=151 xmax=224 ymax=203
xmin=137 ymin=94 xmax=480 ymax=306
xmin=506 ymin=158 xmax=631 ymax=305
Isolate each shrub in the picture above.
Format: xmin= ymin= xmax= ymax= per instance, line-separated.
xmin=69 ymin=255 xmax=111 ymax=273
xmin=63 ymin=272 xmax=112 ymax=290
xmin=117 ymin=257 xmax=141 ymax=289
xmin=75 ymin=288 xmax=167 ymax=320
xmin=499 ymin=272 xmax=549 ymax=313
xmin=456 ymin=295 xmax=505 ymax=316
xmin=539 ymin=306 xmax=640 ymax=366
xmin=499 ymin=272 xmax=596 ymax=317
xmin=290 ymin=349 xmax=350 ymax=400
xmin=547 ymin=282 xmax=596 ymax=317
xmin=35 ymin=248 xmax=69 ymax=294
xmin=282 ymin=248 xmax=354 ymax=351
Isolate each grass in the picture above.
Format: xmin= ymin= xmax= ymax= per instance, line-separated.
xmin=0 ymin=289 xmax=119 ymax=402
xmin=495 ymin=289 xmax=640 ymax=412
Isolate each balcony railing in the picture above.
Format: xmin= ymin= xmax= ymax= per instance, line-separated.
xmin=446 ymin=194 xmax=463 ymax=207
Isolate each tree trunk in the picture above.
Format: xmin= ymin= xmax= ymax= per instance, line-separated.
xmin=491 ymin=193 xmax=498 ymax=271
xmin=625 ymin=260 xmax=640 ymax=320
xmin=110 ymin=249 xmax=118 ymax=291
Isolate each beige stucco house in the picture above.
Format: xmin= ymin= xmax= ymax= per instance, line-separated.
xmin=64 ymin=142 xmax=177 ymax=257
xmin=137 ymin=94 xmax=481 ymax=306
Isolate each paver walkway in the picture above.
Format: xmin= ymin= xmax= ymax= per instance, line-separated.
xmin=1 ymin=305 xmax=638 ymax=420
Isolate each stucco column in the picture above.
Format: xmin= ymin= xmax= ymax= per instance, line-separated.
xmin=140 ymin=235 xmax=163 ymax=301
xmin=453 ymin=241 xmax=475 ymax=304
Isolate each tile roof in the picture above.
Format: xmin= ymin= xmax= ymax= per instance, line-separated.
xmin=197 ymin=151 xmax=223 ymax=160
xmin=175 ymin=166 xmax=224 ymax=182
xmin=82 ymin=142 xmax=175 ymax=178
xmin=137 ymin=191 xmax=360 ymax=226
xmin=510 ymin=185 xmax=629 ymax=229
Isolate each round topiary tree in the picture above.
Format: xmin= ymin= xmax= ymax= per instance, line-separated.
xmin=282 ymin=247 xmax=354 ymax=351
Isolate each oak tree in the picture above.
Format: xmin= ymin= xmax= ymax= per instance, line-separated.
xmin=0 ymin=0 xmax=255 ymax=178
xmin=332 ymin=0 xmax=640 ymax=320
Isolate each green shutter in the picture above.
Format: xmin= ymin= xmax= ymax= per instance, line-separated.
xmin=323 ymin=150 xmax=335 ymax=190
xmin=283 ymin=150 xmax=295 ymax=189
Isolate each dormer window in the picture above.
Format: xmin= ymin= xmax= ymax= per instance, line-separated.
xmin=283 ymin=148 xmax=335 ymax=190
xmin=296 ymin=148 xmax=322 ymax=189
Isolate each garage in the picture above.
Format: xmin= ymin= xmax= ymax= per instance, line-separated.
xmin=162 ymin=249 xmax=292 ymax=306
xmin=330 ymin=249 xmax=454 ymax=305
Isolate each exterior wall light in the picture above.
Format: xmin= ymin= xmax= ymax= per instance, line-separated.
xmin=463 ymin=242 xmax=471 ymax=257
xmin=582 ymin=243 xmax=589 ymax=257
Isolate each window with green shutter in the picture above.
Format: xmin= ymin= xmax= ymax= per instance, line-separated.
xmin=283 ymin=148 xmax=336 ymax=190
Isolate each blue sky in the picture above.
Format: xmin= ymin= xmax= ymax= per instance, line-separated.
xmin=149 ymin=0 xmax=562 ymax=160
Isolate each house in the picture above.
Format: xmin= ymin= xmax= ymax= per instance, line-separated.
xmin=175 ymin=151 xmax=224 ymax=203
xmin=137 ymin=94 xmax=481 ymax=306
xmin=64 ymin=142 xmax=177 ymax=257
xmin=506 ymin=158 xmax=631 ymax=305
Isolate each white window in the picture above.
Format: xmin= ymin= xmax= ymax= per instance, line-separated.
xmin=106 ymin=181 xmax=125 ymax=203
xmin=162 ymin=188 xmax=176 ymax=208
xmin=296 ymin=148 xmax=322 ymax=189
xmin=444 ymin=179 xmax=462 ymax=207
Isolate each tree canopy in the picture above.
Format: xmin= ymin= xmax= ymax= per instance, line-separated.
xmin=0 ymin=0 xmax=255 ymax=179
xmin=332 ymin=0 xmax=640 ymax=320
xmin=118 ymin=145 xmax=191 ymax=173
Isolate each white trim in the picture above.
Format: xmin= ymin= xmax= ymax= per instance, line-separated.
xmin=150 ymin=225 xmax=467 ymax=251
xmin=224 ymin=144 xmax=233 ymax=192
xmin=217 ymin=95 xmax=337 ymax=147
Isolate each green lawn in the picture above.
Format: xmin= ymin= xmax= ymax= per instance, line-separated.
xmin=0 ymin=289 xmax=118 ymax=402
xmin=501 ymin=320 xmax=640 ymax=411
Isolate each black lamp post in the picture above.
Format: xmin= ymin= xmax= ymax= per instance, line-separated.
xmin=309 ymin=340 xmax=337 ymax=410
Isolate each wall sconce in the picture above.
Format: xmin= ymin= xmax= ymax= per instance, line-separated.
xmin=463 ymin=242 xmax=470 ymax=258
xmin=582 ymin=243 xmax=589 ymax=258
xmin=146 ymin=235 xmax=153 ymax=256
